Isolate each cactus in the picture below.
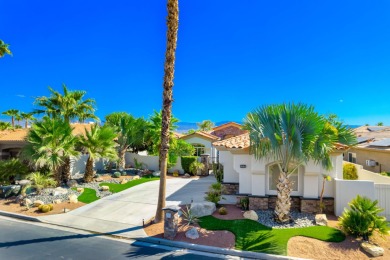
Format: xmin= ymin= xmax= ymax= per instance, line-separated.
xmin=48 ymin=204 xmax=54 ymax=211
xmin=38 ymin=205 xmax=44 ymax=211
xmin=40 ymin=205 xmax=51 ymax=213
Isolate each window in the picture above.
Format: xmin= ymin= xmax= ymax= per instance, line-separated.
xmin=191 ymin=143 xmax=205 ymax=156
xmin=268 ymin=164 xmax=299 ymax=192
xmin=348 ymin=152 xmax=357 ymax=163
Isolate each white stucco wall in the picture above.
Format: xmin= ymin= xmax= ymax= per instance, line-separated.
xmin=70 ymin=155 xmax=106 ymax=175
xmin=182 ymin=136 xmax=217 ymax=161
xmin=349 ymin=162 xmax=390 ymax=184
xmin=125 ymin=152 xmax=184 ymax=172
xmin=233 ymin=154 xmax=252 ymax=194
xmin=219 ymin=151 xmax=239 ymax=183
xmin=334 ymin=178 xmax=375 ymax=216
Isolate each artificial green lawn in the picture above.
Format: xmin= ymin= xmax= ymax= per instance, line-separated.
xmin=73 ymin=176 xmax=159 ymax=204
xmin=72 ymin=187 xmax=100 ymax=203
xmin=99 ymin=176 xmax=159 ymax=193
xmin=198 ymin=215 xmax=345 ymax=255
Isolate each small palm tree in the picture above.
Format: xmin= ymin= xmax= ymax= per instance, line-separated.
xmin=21 ymin=117 xmax=80 ymax=184
xmin=2 ymin=109 xmax=20 ymax=127
xmin=21 ymin=112 xmax=35 ymax=128
xmin=197 ymin=120 xmax=215 ymax=131
xmin=0 ymin=40 xmax=12 ymax=58
xmin=0 ymin=121 xmax=12 ymax=130
xmin=105 ymin=112 xmax=149 ymax=170
xmin=377 ymin=122 xmax=384 ymax=126
xmin=245 ymin=103 xmax=356 ymax=223
xmin=78 ymin=124 xmax=118 ymax=182
xmin=155 ymin=0 xmax=179 ymax=223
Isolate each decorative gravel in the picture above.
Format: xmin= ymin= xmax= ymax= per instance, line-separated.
xmin=256 ymin=210 xmax=315 ymax=229
xmin=25 ymin=177 xmax=128 ymax=204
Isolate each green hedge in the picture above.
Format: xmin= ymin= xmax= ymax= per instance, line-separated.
xmin=181 ymin=156 xmax=197 ymax=174
xmin=343 ymin=163 xmax=358 ymax=180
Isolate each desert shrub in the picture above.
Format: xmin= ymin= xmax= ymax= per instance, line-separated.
xmin=212 ymin=163 xmax=224 ymax=183
xmin=218 ymin=207 xmax=228 ymax=215
xmin=181 ymin=156 xmax=197 ymax=174
xmin=343 ymin=163 xmax=358 ymax=180
xmin=26 ymin=172 xmax=57 ymax=194
xmin=380 ymin=172 xmax=390 ymax=177
xmin=240 ymin=197 xmax=249 ymax=210
xmin=180 ymin=205 xmax=199 ymax=226
xmin=113 ymin=171 xmax=121 ymax=178
xmin=205 ymin=182 xmax=224 ymax=205
xmin=339 ymin=195 xmax=388 ymax=240
xmin=189 ymin=161 xmax=204 ymax=176
xmin=121 ymin=172 xmax=127 ymax=176
xmin=0 ymin=158 xmax=30 ymax=184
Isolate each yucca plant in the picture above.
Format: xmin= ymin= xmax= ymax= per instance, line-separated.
xmin=180 ymin=205 xmax=199 ymax=227
xmin=339 ymin=195 xmax=389 ymax=241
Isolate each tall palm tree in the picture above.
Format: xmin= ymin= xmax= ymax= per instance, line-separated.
xmin=245 ymin=103 xmax=356 ymax=223
xmin=21 ymin=117 xmax=80 ymax=184
xmin=21 ymin=112 xmax=35 ymax=128
xmin=155 ymin=0 xmax=179 ymax=223
xmin=0 ymin=40 xmax=12 ymax=58
xmin=105 ymin=112 xmax=149 ymax=169
xmin=34 ymin=84 xmax=98 ymax=124
xmin=197 ymin=120 xmax=214 ymax=131
xmin=34 ymin=84 xmax=98 ymax=182
xmin=78 ymin=124 xmax=118 ymax=182
xmin=2 ymin=109 xmax=20 ymax=127
xmin=15 ymin=112 xmax=22 ymax=128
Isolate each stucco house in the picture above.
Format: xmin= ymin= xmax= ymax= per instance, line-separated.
xmin=344 ymin=126 xmax=390 ymax=173
xmin=179 ymin=122 xmax=247 ymax=162
xmin=213 ymin=133 xmax=348 ymax=214
xmin=0 ymin=123 xmax=93 ymax=160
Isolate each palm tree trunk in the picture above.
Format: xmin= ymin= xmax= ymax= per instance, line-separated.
xmin=54 ymin=166 xmax=62 ymax=186
xmin=155 ymin=0 xmax=179 ymax=223
xmin=118 ymin=148 xmax=126 ymax=170
xmin=62 ymin=156 xmax=71 ymax=183
xmin=11 ymin=116 xmax=14 ymax=128
xmin=274 ymin=172 xmax=292 ymax=223
xmin=84 ymin=157 xmax=94 ymax=183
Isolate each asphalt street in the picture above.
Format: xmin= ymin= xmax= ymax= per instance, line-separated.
xmin=0 ymin=217 xmax=227 ymax=260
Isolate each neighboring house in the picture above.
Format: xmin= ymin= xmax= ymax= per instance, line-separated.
xmin=213 ymin=133 xmax=348 ymax=214
xmin=179 ymin=122 xmax=247 ymax=162
xmin=344 ymin=126 xmax=390 ymax=173
xmin=0 ymin=123 xmax=94 ymax=160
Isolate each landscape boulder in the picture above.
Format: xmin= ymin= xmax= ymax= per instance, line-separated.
xmin=95 ymin=177 xmax=103 ymax=182
xmin=53 ymin=199 xmax=62 ymax=204
xmin=243 ymin=210 xmax=259 ymax=221
xmin=22 ymin=198 xmax=32 ymax=206
xmin=315 ymin=214 xmax=328 ymax=226
xmin=183 ymin=173 xmax=191 ymax=178
xmin=101 ymin=185 xmax=110 ymax=191
xmin=133 ymin=176 xmax=140 ymax=180
xmin=152 ymin=171 xmax=161 ymax=177
xmin=18 ymin=180 xmax=31 ymax=186
xmin=33 ymin=200 xmax=44 ymax=207
xmin=361 ymin=242 xmax=384 ymax=257
xmin=68 ymin=194 xmax=78 ymax=203
xmin=52 ymin=187 xmax=68 ymax=196
xmin=67 ymin=180 xmax=78 ymax=188
xmin=190 ymin=202 xmax=216 ymax=217
xmin=185 ymin=227 xmax=199 ymax=239
xmin=76 ymin=187 xmax=84 ymax=193
xmin=120 ymin=179 xmax=128 ymax=185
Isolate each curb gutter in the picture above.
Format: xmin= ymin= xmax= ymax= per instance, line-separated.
xmin=0 ymin=210 xmax=42 ymax=222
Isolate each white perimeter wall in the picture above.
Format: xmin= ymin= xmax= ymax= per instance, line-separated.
xmin=70 ymin=155 xmax=106 ymax=176
xmin=334 ymin=178 xmax=376 ymax=216
xmin=125 ymin=152 xmax=184 ymax=172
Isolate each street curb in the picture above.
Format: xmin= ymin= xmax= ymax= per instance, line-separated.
xmin=0 ymin=211 xmax=303 ymax=260
xmin=134 ymin=236 xmax=302 ymax=260
xmin=0 ymin=210 xmax=42 ymax=223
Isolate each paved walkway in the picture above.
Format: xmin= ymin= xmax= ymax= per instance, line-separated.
xmin=38 ymin=175 xmax=216 ymax=238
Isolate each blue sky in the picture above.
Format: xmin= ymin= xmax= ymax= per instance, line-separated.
xmin=1 ymin=0 xmax=390 ymax=125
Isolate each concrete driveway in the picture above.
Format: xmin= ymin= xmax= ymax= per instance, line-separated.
xmin=39 ymin=175 xmax=216 ymax=238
